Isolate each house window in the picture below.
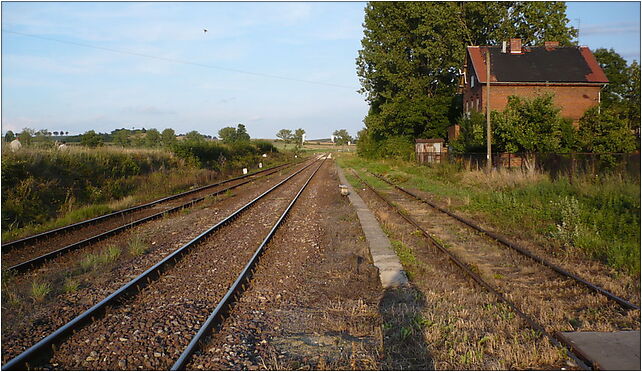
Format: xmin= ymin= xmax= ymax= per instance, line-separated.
xmin=471 ymin=75 xmax=475 ymax=88
xmin=476 ymin=99 xmax=479 ymax=111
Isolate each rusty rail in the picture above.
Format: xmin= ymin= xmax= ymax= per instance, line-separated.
xmin=370 ymin=172 xmax=639 ymax=312
xmin=1 ymin=158 xmax=320 ymax=371
xmin=172 ymin=155 xmax=327 ymax=370
xmin=2 ymin=161 xmax=294 ymax=252
xmin=6 ymin=163 xmax=295 ymax=274
xmin=349 ymin=170 xmax=592 ymax=370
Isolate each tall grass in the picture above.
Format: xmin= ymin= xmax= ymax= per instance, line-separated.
xmin=2 ymin=146 xmax=185 ymax=231
xmin=337 ymin=153 xmax=640 ymax=275
xmin=2 ymin=144 xmax=287 ymax=242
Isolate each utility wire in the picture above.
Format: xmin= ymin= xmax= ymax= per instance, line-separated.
xmin=3 ymin=29 xmax=359 ymax=90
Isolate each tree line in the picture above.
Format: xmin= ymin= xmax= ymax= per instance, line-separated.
xmin=4 ymin=123 xmax=257 ymax=149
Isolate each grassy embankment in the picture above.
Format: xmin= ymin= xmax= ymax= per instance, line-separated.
xmin=2 ymin=143 xmax=289 ymax=242
xmin=337 ymin=153 xmax=640 ymax=277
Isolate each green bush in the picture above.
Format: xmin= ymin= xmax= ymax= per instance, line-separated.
xmin=253 ymin=140 xmax=277 ymax=154
xmin=2 ymin=147 xmax=184 ymax=230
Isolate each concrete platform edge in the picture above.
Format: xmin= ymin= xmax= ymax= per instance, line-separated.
xmin=335 ymin=165 xmax=408 ymax=289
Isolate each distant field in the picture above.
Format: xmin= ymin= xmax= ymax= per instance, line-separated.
xmin=261 ymin=139 xmax=355 ymax=153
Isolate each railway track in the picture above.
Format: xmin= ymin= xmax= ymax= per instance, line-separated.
xmin=370 ymin=172 xmax=639 ymax=311
xmin=2 ymin=155 xmax=326 ymax=370
xmin=2 ymin=161 xmax=295 ymax=273
xmin=349 ymin=170 xmax=640 ymax=370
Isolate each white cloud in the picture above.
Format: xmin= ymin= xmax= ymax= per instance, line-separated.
xmin=582 ymin=22 xmax=640 ymax=36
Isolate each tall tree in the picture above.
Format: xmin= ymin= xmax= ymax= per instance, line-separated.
xmin=185 ymin=130 xmax=205 ymax=142
xmin=145 ymin=128 xmax=161 ymax=147
xmin=276 ymin=129 xmax=293 ymax=143
xmin=235 ymin=124 xmax=251 ymax=142
xmin=578 ymin=107 xmax=636 ymax=153
xmin=5 ymin=131 xmax=15 ymax=143
xmin=594 ymin=48 xmax=640 ymax=137
xmin=293 ymin=128 xmax=305 ymax=145
xmin=333 ymin=129 xmax=353 ymax=145
xmin=161 ymin=128 xmax=176 ymax=147
xmin=18 ymin=128 xmax=34 ymax=146
xmin=80 ymin=130 xmax=103 ymax=148
xmin=113 ymin=129 xmax=130 ymax=147
xmin=218 ymin=127 xmax=237 ymax=144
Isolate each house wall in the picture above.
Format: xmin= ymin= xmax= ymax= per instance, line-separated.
xmin=481 ymin=84 xmax=602 ymax=125
xmin=462 ymin=52 xmax=603 ymax=126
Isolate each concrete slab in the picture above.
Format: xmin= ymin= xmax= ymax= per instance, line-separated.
xmin=558 ymin=331 xmax=640 ymax=370
xmin=336 ymin=166 xmax=408 ymax=289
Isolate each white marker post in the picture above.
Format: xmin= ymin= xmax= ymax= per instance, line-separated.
xmin=242 ymin=168 xmax=248 ymax=175
xmin=258 ymin=162 xmax=263 ymax=168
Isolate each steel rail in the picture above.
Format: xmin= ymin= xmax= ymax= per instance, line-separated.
xmin=6 ymin=162 xmax=296 ymax=274
xmin=370 ymin=172 xmax=640 ymax=311
xmin=172 ymin=155 xmax=327 ymax=370
xmin=1 ymin=158 xmax=320 ymax=371
xmin=349 ymin=170 xmax=592 ymax=371
xmin=1 ymin=161 xmax=294 ymax=252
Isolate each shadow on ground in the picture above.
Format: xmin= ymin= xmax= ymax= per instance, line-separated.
xmin=379 ymin=284 xmax=433 ymax=370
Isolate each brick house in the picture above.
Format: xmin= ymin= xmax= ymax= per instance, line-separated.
xmin=460 ymin=38 xmax=608 ymax=130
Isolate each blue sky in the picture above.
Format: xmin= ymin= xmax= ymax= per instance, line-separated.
xmin=2 ymin=2 xmax=640 ymax=139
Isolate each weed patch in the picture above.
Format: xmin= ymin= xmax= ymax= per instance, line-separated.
xmin=30 ymin=281 xmax=52 ymax=302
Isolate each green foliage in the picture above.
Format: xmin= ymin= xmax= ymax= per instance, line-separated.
xmin=30 ymin=281 xmax=52 ymax=302
xmin=2 ymin=147 xmax=184 ymax=230
xmin=593 ymin=48 xmax=640 ymax=139
xmin=276 ymin=129 xmax=293 ymax=143
xmin=293 ymin=128 xmax=305 ymax=145
xmin=253 ymin=140 xmax=277 ymax=153
xmin=113 ymin=129 xmax=130 ymax=147
xmin=80 ymin=130 xmax=104 ymax=148
xmin=218 ymin=124 xmax=251 ymax=144
xmin=450 ymin=111 xmax=486 ymax=153
xmin=356 ymin=2 xmax=577 ymax=156
xmin=145 ymin=128 xmax=161 ymax=147
xmin=128 ymin=235 xmax=148 ymax=256
xmin=332 ymin=129 xmax=353 ymax=145
xmin=185 ymin=130 xmax=206 ymax=143
xmin=338 ymin=154 xmax=640 ymax=275
xmin=356 ymin=129 xmax=414 ymax=161
xmin=578 ymin=107 xmax=637 ymax=153
xmin=492 ymin=94 xmax=576 ymax=153
xmin=63 ymin=278 xmax=80 ymax=293
xmin=161 ymin=128 xmax=177 ymax=147
xmin=18 ymin=128 xmax=34 ymax=146
xmin=5 ymin=131 xmax=15 ymax=143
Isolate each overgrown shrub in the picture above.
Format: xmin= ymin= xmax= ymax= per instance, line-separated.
xmin=2 ymin=147 xmax=184 ymax=230
xmin=253 ymin=140 xmax=277 ymax=154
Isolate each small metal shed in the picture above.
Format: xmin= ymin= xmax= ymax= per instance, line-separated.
xmin=415 ymin=139 xmax=446 ymax=164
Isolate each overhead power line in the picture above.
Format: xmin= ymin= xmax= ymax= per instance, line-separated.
xmin=3 ymin=29 xmax=358 ymax=90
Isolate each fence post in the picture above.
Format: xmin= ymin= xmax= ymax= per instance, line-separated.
xmin=508 ymin=153 xmax=511 ymax=170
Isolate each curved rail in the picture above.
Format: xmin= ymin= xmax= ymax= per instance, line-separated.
xmin=2 ymin=161 xmax=293 ymax=252
xmin=370 ymin=172 xmax=639 ymax=311
xmin=349 ymin=170 xmax=591 ymax=370
xmin=1 ymin=158 xmax=320 ymax=371
xmin=6 ymin=162 xmax=296 ymax=274
xmin=172 ymin=155 xmax=327 ymax=370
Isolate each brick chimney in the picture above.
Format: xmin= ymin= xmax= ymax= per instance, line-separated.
xmin=544 ymin=41 xmax=560 ymax=50
xmin=510 ymin=38 xmax=522 ymax=54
